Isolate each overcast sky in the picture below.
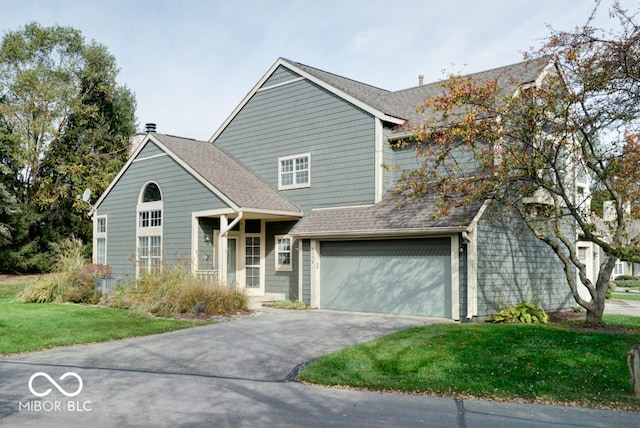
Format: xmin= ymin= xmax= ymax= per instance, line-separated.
xmin=0 ymin=0 xmax=634 ymax=141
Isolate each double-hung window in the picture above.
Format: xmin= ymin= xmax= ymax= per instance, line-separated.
xmin=278 ymin=153 xmax=310 ymax=190
xmin=94 ymin=216 xmax=107 ymax=265
xmin=275 ymin=235 xmax=293 ymax=271
xmin=137 ymin=182 xmax=163 ymax=274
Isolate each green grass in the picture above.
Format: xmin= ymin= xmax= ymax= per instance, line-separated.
xmin=0 ymin=277 xmax=209 ymax=356
xmin=612 ymin=292 xmax=640 ymax=301
xmin=298 ymin=318 xmax=640 ymax=410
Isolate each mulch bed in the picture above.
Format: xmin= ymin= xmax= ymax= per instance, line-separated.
xmin=548 ymin=309 xmax=639 ymax=334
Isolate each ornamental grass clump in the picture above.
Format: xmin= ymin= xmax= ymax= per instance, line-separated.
xmin=20 ymin=237 xmax=108 ymax=304
xmin=108 ymin=265 xmax=248 ymax=317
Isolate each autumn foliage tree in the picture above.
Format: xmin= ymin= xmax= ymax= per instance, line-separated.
xmin=397 ymin=2 xmax=639 ymax=324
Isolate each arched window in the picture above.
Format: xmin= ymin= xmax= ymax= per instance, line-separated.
xmin=142 ymin=182 xmax=162 ymax=203
xmin=137 ymin=182 xmax=163 ymax=274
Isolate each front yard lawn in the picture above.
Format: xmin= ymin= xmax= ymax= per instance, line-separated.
xmin=0 ymin=277 xmax=209 ymax=356
xmin=298 ymin=317 xmax=640 ymax=410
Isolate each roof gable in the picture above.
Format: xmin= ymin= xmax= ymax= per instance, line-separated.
xmin=208 ymin=58 xmax=405 ymax=142
xmin=209 ymin=57 xmax=554 ymax=143
xmin=92 ymin=133 xmax=301 ymax=216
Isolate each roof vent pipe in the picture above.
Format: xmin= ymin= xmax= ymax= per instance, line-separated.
xmin=418 ymin=75 xmax=424 ymax=86
xmin=145 ymin=123 xmax=157 ymax=133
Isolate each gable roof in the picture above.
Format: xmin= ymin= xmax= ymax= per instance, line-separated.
xmin=290 ymin=190 xmax=485 ymax=238
xmin=210 ymin=57 xmax=554 ymax=143
xmin=92 ymin=133 xmax=302 ymax=216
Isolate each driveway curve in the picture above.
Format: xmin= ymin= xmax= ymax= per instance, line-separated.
xmin=1 ymin=309 xmax=638 ymax=427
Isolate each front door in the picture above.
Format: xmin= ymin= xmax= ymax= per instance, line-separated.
xmin=227 ymin=237 xmax=238 ymax=285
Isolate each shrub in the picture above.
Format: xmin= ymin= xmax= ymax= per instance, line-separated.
xmin=20 ymin=237 xmax=104 ymax=304
xmin=490 ymin=302 xmax=549 ymax=324
xmin=614 ymin=275 xmax=638 ymax=281
xmin=106 ymin=265 xmax=248 ymax=317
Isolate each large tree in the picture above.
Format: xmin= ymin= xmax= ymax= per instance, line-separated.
xmin=0 ymin=22 xmax=136 ymax=272
xmin=397 ymin=2 xmax=639 ymax=324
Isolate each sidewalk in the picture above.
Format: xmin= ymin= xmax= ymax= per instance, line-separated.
xmin=605 ymin=297 xmax=640 ymax=316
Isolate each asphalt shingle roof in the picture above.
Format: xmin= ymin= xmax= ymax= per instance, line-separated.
xmin=143 ymin=58 xmax=550 ymax=233
xmin=290 ymin=191 xmax=485 ymax=237
xmin=153 ymin=133 xmax=301 ymax=214
xmin=289 ymin=57 xmax=552 ymax=131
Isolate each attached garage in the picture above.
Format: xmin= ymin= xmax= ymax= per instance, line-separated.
xmin=319 ymin=238 xmax=452 ymax=317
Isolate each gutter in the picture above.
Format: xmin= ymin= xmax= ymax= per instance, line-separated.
xmin=291 ymin=226 xmax=468 ymax=240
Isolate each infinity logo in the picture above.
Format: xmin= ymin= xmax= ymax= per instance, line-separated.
xmin=28 ymin=372 xmax=83 ymax=398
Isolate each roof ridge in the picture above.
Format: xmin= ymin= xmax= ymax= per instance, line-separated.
xmin=390 ymin=56 xmax=551 ymax=95
xmin=285 ymin=58 xmax=390 ymax=94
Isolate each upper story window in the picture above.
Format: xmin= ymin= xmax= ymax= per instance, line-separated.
xmin=137 ymin=182 xmax=163 ymax=274
xmin=278 ymin=153 xmax=310 ymax=190
xmin=142 ymin=182 xmax=162 ymax=202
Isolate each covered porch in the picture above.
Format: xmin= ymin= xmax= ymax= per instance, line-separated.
xmin=191 ymin=208 xmax=301 ymax=297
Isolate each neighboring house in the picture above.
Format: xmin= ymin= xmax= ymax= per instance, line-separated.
xmin=91 ymin=57 xmax=574 ymax=320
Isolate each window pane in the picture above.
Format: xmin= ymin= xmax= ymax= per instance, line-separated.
xmin=296 ymin=170 xmax=308 ymax=184
xmin=143 ymin=183 xmax=162 ymax=202
xmin=281 ymin=159 xmax=293 ymax=173
xmin=96 ymin=238 xmax=106 ymax=264
xmin=281 ymin=172 xmax=293 ymax=187
xmin=97 ymin=218 xmax=106 ymax=234
xmin=296 ymin=157 xmax=307 ymax=170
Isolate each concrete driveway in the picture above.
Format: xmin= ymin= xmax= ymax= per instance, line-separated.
xmin=0 ymin=309 xmax=638 ymax=427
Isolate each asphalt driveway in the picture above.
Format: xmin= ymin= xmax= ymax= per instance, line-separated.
xmin=1 ymin=309 xmax=638 ymax=427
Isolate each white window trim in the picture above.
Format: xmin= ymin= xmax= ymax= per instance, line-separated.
xmin=275 ymin=235 xmax=293 ymax=272
xmin=278 ymin=153 xmax=311 ymax=190
xmin=136 ymin=183 xmax=163 ymax=275
xmin=94 ymin=215 xmax=107 ymax=265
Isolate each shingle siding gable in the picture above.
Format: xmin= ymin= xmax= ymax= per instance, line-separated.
xmin=96 ymin=141 xmax=231 ymax=278
xmin=263 ymin=65 xmax=301 ymax=88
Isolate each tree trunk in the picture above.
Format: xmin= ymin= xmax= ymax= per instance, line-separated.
xmin=585 ymin=294 xmax=605 ymax=325
xmin=585 ymin=307 xmax=604 ymax=324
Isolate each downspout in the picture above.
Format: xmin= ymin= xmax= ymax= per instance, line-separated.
xmin=462 ymin=201 xmax=489 ymax=320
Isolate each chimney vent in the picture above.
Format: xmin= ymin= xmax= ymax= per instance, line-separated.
xmin=418 ymin=75 xmax=424 ymax=86
xmin=145 ymin=123 xmax=157 ymax=133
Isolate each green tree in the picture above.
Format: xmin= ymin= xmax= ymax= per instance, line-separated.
xmin=396 ymin=2 xmax=639 ymax=324
xmin=0 ymin=22 xmax=136 ymax=272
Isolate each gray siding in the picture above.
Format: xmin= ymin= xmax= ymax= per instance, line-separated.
xmin=383 ymin=139 xmax=481 ymax=194
xmin=136 ymin=141 xmax=165 ymax=158
xmin=264 ymin=221 xmax=298 ymax=298
xmin=215 ymin=66 xmax=376 ymax=212
xmin=476 ymin=216 xmax=573 ymax=317
xmin=263 ymin=66 xmax=300 ymax=88
xmin=96 ymin=142 xmax=229 ymax=279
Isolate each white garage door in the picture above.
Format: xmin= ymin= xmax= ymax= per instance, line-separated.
xmin=320 ymin=238 xmax=451 ymax=317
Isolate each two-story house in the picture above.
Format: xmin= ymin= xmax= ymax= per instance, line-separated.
xmin=90 ymin=57 xmax=573 ymax=320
